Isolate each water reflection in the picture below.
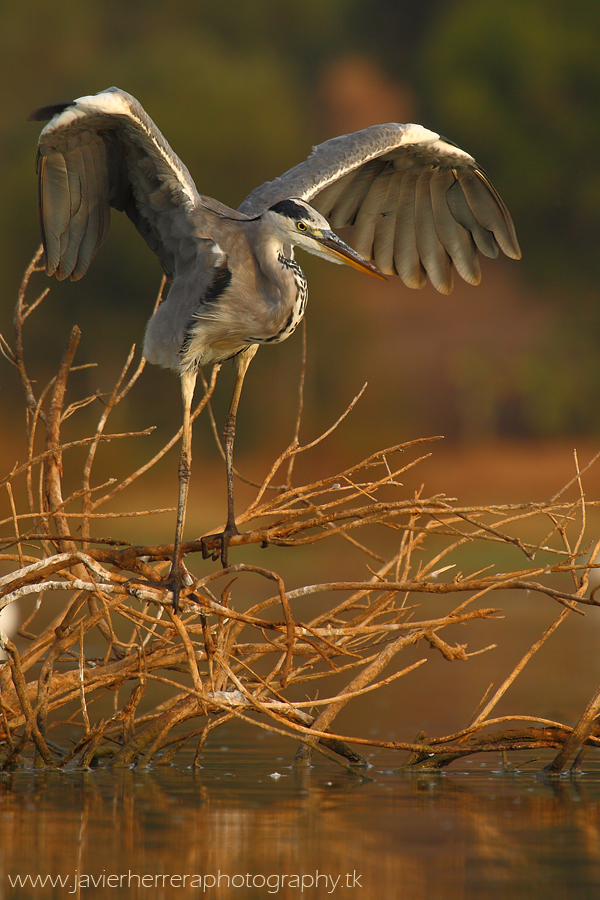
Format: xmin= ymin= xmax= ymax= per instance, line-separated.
xmin=1 ymin=731 xmax=600 ymax=899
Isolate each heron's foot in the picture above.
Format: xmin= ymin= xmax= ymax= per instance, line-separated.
xmin=200 ymin=521 xmax=240 ymax=567
xmin=165 ymin=559 xmax=186 ymax=614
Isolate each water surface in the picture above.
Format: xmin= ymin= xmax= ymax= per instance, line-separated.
xmin=2 ymin=727 xmax=600 ymax=899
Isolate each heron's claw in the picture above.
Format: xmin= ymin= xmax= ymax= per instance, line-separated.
xmin=201 ymin=521 xmax=239 ymax=567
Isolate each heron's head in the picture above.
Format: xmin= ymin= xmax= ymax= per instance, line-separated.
xmin=264 ymin=198 xmax=385 ymax=279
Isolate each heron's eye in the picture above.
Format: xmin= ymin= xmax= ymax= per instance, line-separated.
xmin=296 ymin=222 xmax=307 ymax=232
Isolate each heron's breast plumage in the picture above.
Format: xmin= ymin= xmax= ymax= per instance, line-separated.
xmin=148 ymin=231 xmax=308 ymax=375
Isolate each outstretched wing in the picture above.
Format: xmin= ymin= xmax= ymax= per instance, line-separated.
xmin=239 ymin=123 xmax=521 ymax=294
xmin=31 ymin=87 xmax=202 ymax=281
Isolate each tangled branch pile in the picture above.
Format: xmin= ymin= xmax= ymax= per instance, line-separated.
xmin=1 ymin=251 xmax=600 ymax=774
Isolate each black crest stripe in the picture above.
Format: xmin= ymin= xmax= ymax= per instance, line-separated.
xmin=268 ymin=199 xmax=307 ymax=220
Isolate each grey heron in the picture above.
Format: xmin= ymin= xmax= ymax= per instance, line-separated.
xmin=30 ymin=87 xmax=520 ymax=611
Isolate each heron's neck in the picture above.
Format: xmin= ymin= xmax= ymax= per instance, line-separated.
xmin=255 ymin=227 xmax=299 ymax=288
xmin=251 ymin=222 xmax=308 ymax=344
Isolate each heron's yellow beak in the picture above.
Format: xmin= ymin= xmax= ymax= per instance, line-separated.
xmin=315 ymin=231 xmax=386 ymax=280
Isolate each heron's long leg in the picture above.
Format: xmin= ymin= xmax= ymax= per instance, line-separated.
xmin=224 ymin=345 xmax=258 ymax=536
xmin=169 ymin=368 xmax=198 ymax=612
xmin=202 ymin=344 xmax=258 ymax=566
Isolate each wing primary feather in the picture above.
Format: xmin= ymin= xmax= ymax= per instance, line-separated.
xmin=351 ymin=167 xmax=394 ymax=259
xmin=445 ymin=180 xmax=499 ymax=259
xmin=430 ymin=169 xmax=480 ymax=285
xmin=393 ymin=171 xmax=427 ymax=289
xmin=56 ymin=149 xmax=83 ymax=277
xmin=415 ymin=171 xmax=453 ymax=294
xmin=72 ymin=144 xmax=102 ymax=280
xmin=372 ymin=170 xmax=402 ymax=275
xmin=328 ymin=160 xmax=384 ymax=229
xmin=40 ymin=154 xmax=72 ymax=278
xmin=57 ymin=147 xmax=87 ymax=280
xmin=311 ymin=170 xmax=356 ymax=219
xmin=90 ymin=138 xmax=111 ymax=256
xmin=458 ymin=169 xmax=521 ymax=259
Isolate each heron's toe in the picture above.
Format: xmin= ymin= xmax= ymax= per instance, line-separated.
xmin=200 ymin=522 xmax=240 ymax=567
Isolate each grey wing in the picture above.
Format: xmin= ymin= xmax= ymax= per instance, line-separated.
xmin=31 ymin=87 xmax=202 ymax=281
xmin=239 ymin=123 xmax=521 ymax=294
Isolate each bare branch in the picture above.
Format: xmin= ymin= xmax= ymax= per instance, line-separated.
xmin=2 ymin=252 xmax=600 ymax=772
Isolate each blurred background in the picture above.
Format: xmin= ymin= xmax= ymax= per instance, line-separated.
xmin=2 ymin=0 xmax=600 ymax=504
